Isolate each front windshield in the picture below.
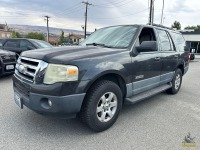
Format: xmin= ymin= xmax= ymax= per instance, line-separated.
xmin=81 ymin=25 xmax=138 ymax=48
xmin=30 ymin=40 xmax=53 ymax=48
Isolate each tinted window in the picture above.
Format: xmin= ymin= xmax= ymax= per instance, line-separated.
xmin=171 ymin=32 xmax=185 ymax=52
xmin=20 ymin=40 xmax=33 ymax=49
xmin=157 ymin=29 xmax=171 ymax=51
xmin=29 ymin=39 xmax=53 ymax=48
xmin=4 ymin=40 xmax=19 ymax=48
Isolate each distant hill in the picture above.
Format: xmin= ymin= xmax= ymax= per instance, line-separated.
xmin=8 ymin=24 xmax=87 ymax=36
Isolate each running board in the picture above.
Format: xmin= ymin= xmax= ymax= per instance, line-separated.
xmin=125 ymin=83 xmax=172 ymax=104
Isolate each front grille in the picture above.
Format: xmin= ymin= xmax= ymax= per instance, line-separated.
xmin=1 ymin=55 xmax=16 ymax=63
xmin=15 ymin=57 xmax=48 ymax=83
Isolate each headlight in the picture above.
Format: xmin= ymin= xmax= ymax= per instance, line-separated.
xmin=43 ymin=64 xmax=78 ymax=84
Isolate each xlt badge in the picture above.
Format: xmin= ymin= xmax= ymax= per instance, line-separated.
xmin=135 ymin=75 xmax=144 ymax=80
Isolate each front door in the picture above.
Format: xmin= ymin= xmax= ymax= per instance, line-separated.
xmin=131 ymin=27 xmax=162 ymax=96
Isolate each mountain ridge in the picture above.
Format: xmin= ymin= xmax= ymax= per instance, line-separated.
xmin=8 ymin=24 xmax=86 ymax=36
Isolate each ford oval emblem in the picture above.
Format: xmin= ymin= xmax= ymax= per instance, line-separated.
xmin=18 ymin=64 xmax=26 ymax=74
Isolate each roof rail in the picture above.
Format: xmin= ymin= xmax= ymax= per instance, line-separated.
xmin=147 ymin=23 xmax=174 ymax=30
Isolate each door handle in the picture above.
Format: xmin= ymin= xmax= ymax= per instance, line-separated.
xmin=155 ymin=57 xmax=160 ymax=61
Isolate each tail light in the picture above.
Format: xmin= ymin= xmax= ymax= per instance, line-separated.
xmin=188 ymin=52 xmax=190 ymax=62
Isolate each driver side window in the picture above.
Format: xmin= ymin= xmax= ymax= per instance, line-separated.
xmin=139 ymin=28 xmax=156 ymax=45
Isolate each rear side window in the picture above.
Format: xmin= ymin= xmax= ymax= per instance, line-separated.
xmin=170 ymin=32 xmax=185 ymax=52
xmin=4 ymin=40 xmax=19 ymax=48
xmin=156 ymin=29 xmax=171 ymax=51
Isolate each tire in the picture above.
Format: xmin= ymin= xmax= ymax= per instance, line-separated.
xmin=80 ymin=80 xmax=123 ymax=132
xmin=167 ymin=69 xmax=182 ymax=94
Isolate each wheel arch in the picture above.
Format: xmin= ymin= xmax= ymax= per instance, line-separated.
xmin=83 ymin=72 xmax=127 ymax=100
xmin=177 ymin=64 xmax=184 ymax=75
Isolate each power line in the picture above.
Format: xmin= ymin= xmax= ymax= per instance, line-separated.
xmin=90 ymin=8 xmax=148 ymax=20
xmin=82 ymin=1 xmax=92 ymax=39
xmin=52 ymin=4 xmax=83 ymax=17
xmin=94 ymin=0 xmax=135 ymax=8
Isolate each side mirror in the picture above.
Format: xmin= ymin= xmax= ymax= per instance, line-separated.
xmin=27 ymin=46 xmax=34 ymax=50
xmin=136 ymin=41 xmax=158 ymax=53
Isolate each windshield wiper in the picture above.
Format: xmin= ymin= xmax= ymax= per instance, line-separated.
xmin=86 ymin=43 xmax=112 ymax=48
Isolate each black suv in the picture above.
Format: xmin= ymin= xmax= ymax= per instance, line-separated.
xmin=13 ymin=24 xmax=189 ymax=132
xmin=0 ymin=38 xmax=53 ymax=55
xmin=0 ymin=49 xmax=16 ymax=76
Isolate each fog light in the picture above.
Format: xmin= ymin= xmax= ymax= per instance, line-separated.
xmin=48 ymin=100 xmax=52 ymax=107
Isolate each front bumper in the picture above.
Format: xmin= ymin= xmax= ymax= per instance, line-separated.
xmin=0 ymin=61 xmax=16 ymax=76
xmin=13 ymin=75 xmax=86 ymax=118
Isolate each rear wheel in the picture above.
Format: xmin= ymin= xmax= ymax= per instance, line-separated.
xmin=80 ymin=80 xmax=123 ymax=132
xmin=167 ymin=69 xmax=182 ymax=94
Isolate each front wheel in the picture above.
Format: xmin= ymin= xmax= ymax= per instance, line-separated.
xmin=80 ymin=80 xmax=123 ymax=132
xmin=167 ymin=69 xmax=182 ymax=94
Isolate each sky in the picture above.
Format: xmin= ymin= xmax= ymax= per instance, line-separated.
xmin=0 ymin=0 xmax=199 ymax=32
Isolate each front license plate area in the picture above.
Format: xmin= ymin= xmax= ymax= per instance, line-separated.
xmin=14 ymin=93 xmax=23 ymax=109
xmin=6 ymin=65 xmax=14 ymax=70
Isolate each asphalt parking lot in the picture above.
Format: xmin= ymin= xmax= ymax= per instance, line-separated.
xmin=0 ymin=60 xmax=200 ymax=150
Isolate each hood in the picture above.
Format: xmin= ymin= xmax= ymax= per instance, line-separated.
xmin=0 ymin=49 xmax=16 ymax=56
xmin=21 ymin=46 xmax=126 ymax=64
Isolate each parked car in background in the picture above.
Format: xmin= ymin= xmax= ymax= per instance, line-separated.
xmin=0 ymin=49 xmax=16 ymax=76
xmin=190 ymin=49 xmax=195 ymax=60
xmin=190 ymin=53 xmax=195 ymax=60
xmin=0 ymin=38 xmax=53 ymax=55
xmin=59 ymin=43 xmax=80 ymax=47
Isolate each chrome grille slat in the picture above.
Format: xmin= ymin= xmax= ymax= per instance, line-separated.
xmin=15 ymin=57 xmax=48 ymax=84
xmin=19 ymin=62 xmax=37 ymax=70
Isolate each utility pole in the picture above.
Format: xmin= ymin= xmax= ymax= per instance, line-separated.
xmin=160 ymin=0 xmax=165 ymax=25
xmin=44 ymin=16 xmax=50 ymax=42
xmin=149 ymin=0 xmax=154 ymax=25
xmin=152 ymin=2 xmax=154 ymax=25
xmin=82 ymin=1 xmax=92 ymax=39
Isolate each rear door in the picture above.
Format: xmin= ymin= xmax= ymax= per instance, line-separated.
xmin=156 ymin=29 xmax=178 ymax=85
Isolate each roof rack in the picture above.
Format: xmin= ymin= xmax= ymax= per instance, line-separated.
xmin=147 ymin=23 xmax=174 ymax=30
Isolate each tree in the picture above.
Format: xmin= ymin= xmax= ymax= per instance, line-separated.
xmin=59 ymin=30 xmax=65 ymax=44
xmin=26 ymin=32 xmax=45 ymax=40
xmin=171 ymin=21 xmax=181 ymax=30
xmin=12 ymin=31 xmax=21 ymax=38
xmin=184 ymin=25 xmax=200 ymax=31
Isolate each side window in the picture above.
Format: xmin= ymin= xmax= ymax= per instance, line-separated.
xmin=139 ymin=27 xmax=156 ymax=45
xmin=4 ymin=40 xmax=19 ymax=48
xmin=157 ymin=29 xmax=171 ymax=51
xmin=20 ymin=40 xmax=33 ymax=49
xmin=171 ymin=32 xmax=185 ymax=52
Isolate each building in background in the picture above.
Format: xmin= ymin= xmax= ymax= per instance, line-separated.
xmin=181 ymin=30 xmax=200 ymax=54
xmin=0 ymin=23 xmax=12 ymax=38
xmin=46 ymin=37 xmax=59 ymax=46
xmin=69 ymin=33 xmax=84 ymax=43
